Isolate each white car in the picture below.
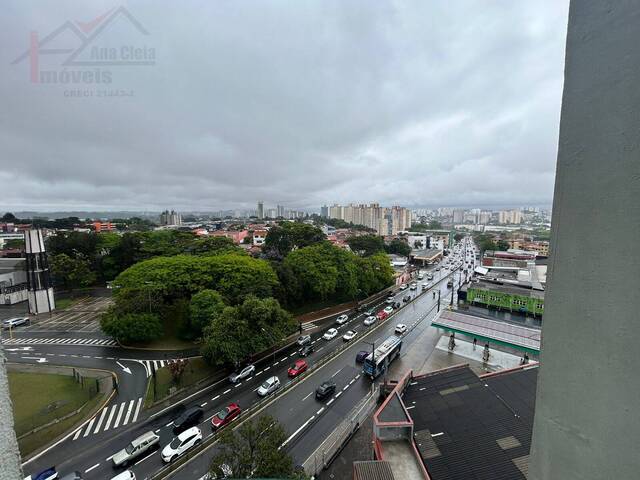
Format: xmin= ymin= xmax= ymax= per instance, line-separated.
xmin=399 ymin=284 xmax=408 ymax=290
xmin=257 ymin=376 xmax=280 ymax=396
xmin=417 ymin=273 xmax=424 ymax=280
xmin=228 ymin=364 xmax=255 ymax=383
xmin=385 ymin=295 xmax=395 ymax=304
xmin=161 ymin=427 xmax=203 ymax=463
xmin=409 ymin=283 xmax=417 ymax=290
xmin=383 ymin=306 xmax=394 ymax=315
xmin=335 ymin=314 xmax=349 ymax=325
xmin=395 ymin=324 xmax=407 ymax=334
xmin=323 ymin=328 xmax=338 ymax=340
xmin=364 ymin=316 xmax=377 ymax=326
xmin=421 ymin=283 xmax=428 ymax=290
xmin=2 ymin=317 xmax=29 ymax=329
xmin=111 ymin=471 xmax=136 ymax=480
xmin=342 ymin=330 xmax=357 ymax=342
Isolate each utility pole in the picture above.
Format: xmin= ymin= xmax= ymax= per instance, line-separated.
xmin=364 ymin=341 xmax=375 ymax=376
xmin=437 ymin=290 xmax=441 ymax=312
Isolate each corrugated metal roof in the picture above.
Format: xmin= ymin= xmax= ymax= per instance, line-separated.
xmin=353 ymin=460 xmax=396 ymax=480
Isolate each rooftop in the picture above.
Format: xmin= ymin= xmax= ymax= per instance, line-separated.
xmin=463 ymin=280 xmax=545 ymax=299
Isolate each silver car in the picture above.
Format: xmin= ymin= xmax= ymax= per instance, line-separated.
xmin=112 ymin=430 xmax=160 ymax=467
xmin=257 ymin=376 xmax=280 ymax=396
xmin=2 ymin=317 xmax=29 ymax=329
xmin=229 ymin=365 xmax=255 ymax=383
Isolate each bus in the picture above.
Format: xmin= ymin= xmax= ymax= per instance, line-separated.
xmin=363 ymin=335 xmax=403 ymax=379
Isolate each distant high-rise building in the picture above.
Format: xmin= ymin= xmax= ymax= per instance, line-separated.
xmin=452 ymin=209 xmax=465 ymax=223
xmin=326 ymin=203 xmax=410 ymax=235
xmin=320 ymin=205 xmax=329 ymax=218
xmin=160 ymin=209 xmax=182 ymax=225
xmin=498 ymin=209 xmax=522 ymax=224
xmin=257 ymin=201 xmax=264 ymax=220
xmin=277 ymin=205 xmax=286 ymax=218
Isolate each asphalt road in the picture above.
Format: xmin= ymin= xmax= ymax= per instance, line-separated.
xmin=13 ymin=240 xmax=476 ymax=480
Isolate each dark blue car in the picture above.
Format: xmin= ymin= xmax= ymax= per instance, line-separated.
xmin=356 ymin=351 xmax=369 ymax=363
xmin=29 ymin=467 xmax=57 ymax=480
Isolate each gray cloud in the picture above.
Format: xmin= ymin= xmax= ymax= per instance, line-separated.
xmin=1 ymin=0 xmax=568 ymax=212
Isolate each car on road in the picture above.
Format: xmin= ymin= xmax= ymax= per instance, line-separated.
xmin=228 ymin=364 xmax=255 ymax=383
xmin=172 ymin=406 xmax=204 ymax=434
xmin=2 ymin=316 xmax=29 ymax=329
xmin=356 ymin=351 xmax=369 ymax=363
xmin=403 ymin=295 xmax=411 ymax=303
xmin=296 ymin=334 xmax=311 ymax=346
xmin=211 ymin=403 xmax=241 ymax=430
xmin=299 ymin=344 xmax=314 ymax=357
xmin=376 ymin=310 xmax=389 ymax=321
xmin=421 ymin=283 xmax=428 ymax=291
xmin=427 ymin=273 xmax=434 ymax=280
xmin=363 ymin=315 xmax=376 ymax=326
xmin=409 ymin=282 xmax=417 ymax=290
xmin=288 ymin=359 xmax=308 ymax=377
xmin=364 ymin=307 xmax=375 ymax=316
xmin=435 ymin=267 xmax=440 ymax=271
xmin=315 ymin=380 xmax=336 ymax=400
xmin=335 ymin=314 xmax=349 ymax=325
xmin=161 ymin=427 xmax=203 ymax=463
xmin=417 ymin=273 xmax=424 ymax=280
xmin=385 ymin=295 xmax=395 ymax=304
xmin=26 ymin=467 xmax=58 ymax=480
xmin=257 ymin=376 xmax=280 ymax=396
xmin=112 ymin=430 xmax=160 ymax=467
xmin=447 ymin=280 xmax=453 ymax=288
xmin=399 ymin=284 xmax=408 ymax=290
xmin=323 ymin=328 xmax=338 ymax=340
xmin=383 ymin=306 xmax=394 ymax=314
xmin=342 ymin=330 xmax=357 ymax=342
xmin=395 ymin=324 xmax=407 ymax=334
xmin=111 ymin=471 xmax=136 ymax=480
xmin=59 ymin=473 xmax=83 ymax=480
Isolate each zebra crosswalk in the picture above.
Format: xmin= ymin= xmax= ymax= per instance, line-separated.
xmin=72 ymin=397 xmax=143 ymax=440
xmin=137 ymin=359 xmax=177 ymax=378
xmin=1 ymin=337 xmax=118 ymax=347
xmin=300 ymin=322 xmax=317 ymax=331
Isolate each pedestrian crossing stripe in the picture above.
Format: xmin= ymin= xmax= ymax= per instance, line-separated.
xmin=136 ymin=359 xmax=181 ymax=378
xmin=72 ymin=397 xmax=143 ymax=440
xmin=0 ymin=338 xmax=117 ymax=346
xmin=301 ymin=322 xmax=316 ymax=331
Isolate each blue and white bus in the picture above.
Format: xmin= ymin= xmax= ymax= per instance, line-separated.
xmin=363 ymin=335 xmax=403 ymax=379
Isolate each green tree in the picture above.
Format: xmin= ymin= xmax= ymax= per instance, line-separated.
xmin=191 ymin=236 xmax=241 ymax=255
xmin=49 ymin=253 xmax=96 ymax=291
xmin=346 ymin=234 xmax=385 ymax=257
xmin=385 ymin=239 xmax=412 ymax=257
xmin=454 ymin=233 xmax=465 ymax=242
xmin=189 ymin=289 xmax=226 ymax=336
xmin=209 ymin=415 xmax=305 ymax=479
xmin=100 ymin=311 xmax=163 ymax=343
xmin=496 ymin=239 xmax=510 ymax=251
xmin=263 ymin=222 xmax=325 ymax=259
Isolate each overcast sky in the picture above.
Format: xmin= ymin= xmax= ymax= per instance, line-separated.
xmin=2 ymin=1 xmax=569 ymax=213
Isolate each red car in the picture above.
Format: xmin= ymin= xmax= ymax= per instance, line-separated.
xmin=377 ymin=310 xmax=389 ymax=321
xmin=211 ymin=403 xmax=241 ymax=429
xmin=288 ymin=359 xmax=308 ymax=378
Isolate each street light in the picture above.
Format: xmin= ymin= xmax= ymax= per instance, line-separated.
xmin=261 ymin=327 xmax=279 ymax=364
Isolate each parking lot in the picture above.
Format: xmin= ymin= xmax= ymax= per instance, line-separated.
xmin=1 ymin=296 xmax=112 ymax=333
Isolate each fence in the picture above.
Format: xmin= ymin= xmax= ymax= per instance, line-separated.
xmin=303 ymin=383 xmax=380 ymax=476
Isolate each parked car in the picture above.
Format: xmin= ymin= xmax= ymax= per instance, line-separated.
xmin=403 ymin=295 xmax=411 ymax=303
xmin=383 ymin=306 xmax=393 ymax=314
xmin=257 ymin=376 xmax=280 ymax=396
xmin=447 ymin=280 xmax=453 ymax=288
xmin=363 ymin=315 xmax=376 ymax=326
xmin=435 ymin=267 xmax=441 ymax=271
xmin=376 ymin=310 xmax=389 ymax=321
xmin=421 ymin=283 xmax=428 ymax=291
xmin=161 ymin=427 xmax=203 ymax=463
xmin=228 ymin=365 xmax=255 ymax=384
xmin=288 ymin=359 xmax=308 ymax=377
xmin=315 ymin=380 xmax=336 ymax=400
xmin=395 ymin=324 xmax=407 ymax=334
xmin=299 ymin=344 xmax=314 ymax=357
xmin=417 ymin=273 xmax=424 ymax=280
xmin=26 ymin=467 xmax=57 ymax=480
xmin=335 ymin=314 xmax=349 ymax=325
xmin=385 ymin=295 xmax=395 ymax=304
xmin=342 ymin=330 xmax=357 ymax=342
xmin=399 ymin=284 xmax=408 ymax=290
xmin=364 ymin=307 xmax=375 ymax=316
xmin=211 ymin=403 xmax=241 ymax=430
xmin=59 ymin=473 xmax=83 ymax=480
xmin=356 ymin=351 xmax=369 ymax=363
xmin=427 ymin=273 xmax=434 ymax=280
xmin=394 ymin=302 xmax=401 ymax=309
xmin=323 ymin=328 xmax=338 ymax=340
xmin=172 ymin=406 xmax=204 ymax=434
xmin=296 ymin=334 xmax=311 ymax=346
xmin=410 ymin=282 xmax=417 ymax=290
xmin=2 ymin=316 xmax=29 ymax=329
xmin=112 ymin=430 xmax=160 ymax=467
xmin=111 ymin=471 xmax=136 ymax=480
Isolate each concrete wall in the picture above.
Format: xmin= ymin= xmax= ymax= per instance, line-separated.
xmin=0 ymin=350 xmax=24 ymax=479
xmin=529 ymin=2 xmax=640 ymax=479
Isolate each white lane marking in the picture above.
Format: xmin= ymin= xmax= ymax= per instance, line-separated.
xmin=211 ymin=395 xmax=220 ymax=401
xmin=85 ymin=463 xmax=99 ymax=473
xmin=316 ymin=407 xmax=325 ymax=415
xmin=327 ymin=398 xmax=335 ymax=406
xmin=406 ymin=405 xmax=415 ymax=410
xmin=342 ymin=385 xmax=349 ymax=391
xmin=281 ymin=415 xmax=315 ymax=447
xmin=112 ymin=402 xmax=126 ymax=429
xmin=165 ymin=421 xmax=173 ymax=427
xmin=133 ymin=449 xmax=156 ymax=466
xmin=335 ymin=391 xmax=342 ymax=398
xmin=289 ymin=352 xmax=296 ymax=357
xmin=83 ymin=417 xmax=96 ymax=438
xmin=234 ymin=383 xmax=241 ymax=388
xmin=72 ymin=428 xmax=82 ymax=441
xmin=105 ymin=454 xmax=114 ymax=461
xmin=223 ymin=389 xmax=231 ymax=395
xmin=331 ymin=367 xmax=343 ymax=378
xmin=103 ymin=405 xmax=117 ymax=431
xmin=93 ymin=407 xmax=108 ymax=433
xmin=274 ymin=361 xmax=279 ymax=366
xmin=302 ymin=391 xmax=313 ymax=401
xmin=122 ymin=399 xmax=135 ymax=426
xmin=264 ymin=367 xmax=270 ymax=372
xmin=132 ymin=398 xmax=143 ymax=423
xmin=201 ymin=402 xmax=207 ymax=407
xmin=316 ymin=347 xmax=324 ymax=352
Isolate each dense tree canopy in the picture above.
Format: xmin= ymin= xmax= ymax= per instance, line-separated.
xmin=100 ymin=312 xmax=163 ymax=343
xmin=384 ymin=238 xmax=412 ymax=257
xmin=263 ymin=222 xmax=325 ymax=259
xmin=346 ymin=234 xmax=385 ymax=257
xmin=189 ymin=289 xmax=226 ymax=337
xmin=49 ymin=253 xmax=96 ymax=291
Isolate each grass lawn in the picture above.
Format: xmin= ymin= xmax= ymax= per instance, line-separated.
xmin=8 ymin=371 xmax=105 ymax=457
xmin=145 ymin=357 xmax=220 ymax=407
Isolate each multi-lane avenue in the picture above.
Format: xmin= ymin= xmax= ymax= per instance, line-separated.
xmin=5 ymin=240 xmax=476 ymax=480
